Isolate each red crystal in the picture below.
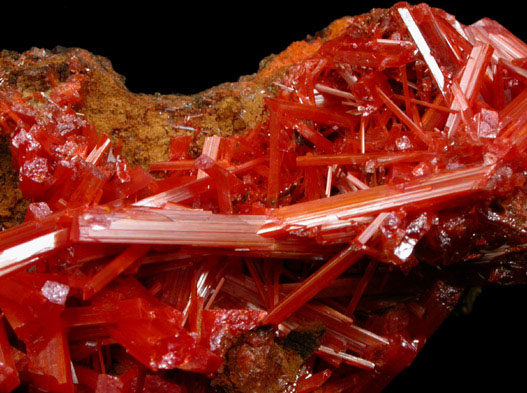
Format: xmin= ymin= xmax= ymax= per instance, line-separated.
xmin=200 ymin=309 xmax=267 ymax=357
xmin=142 ymin=375 xmax=184 ymax=393
xmin=1 ymin=3 xmax=527 ymax=393
xmin=0 ymin=318 xmax=20 ymax=393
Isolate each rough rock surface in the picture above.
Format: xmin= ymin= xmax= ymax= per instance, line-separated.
xmin=0 ymin=9 xmax=384 ymax=228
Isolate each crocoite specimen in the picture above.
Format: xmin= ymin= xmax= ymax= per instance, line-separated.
xmin=1 ymin=2 xmax=527 ymax=392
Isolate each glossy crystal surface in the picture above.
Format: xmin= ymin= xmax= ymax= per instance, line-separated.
xmin=1 ymin=2 xmax=527 ymax=392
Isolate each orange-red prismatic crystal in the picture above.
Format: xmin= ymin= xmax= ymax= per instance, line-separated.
xmin=1 ymin=2 xmax=527 ymax=392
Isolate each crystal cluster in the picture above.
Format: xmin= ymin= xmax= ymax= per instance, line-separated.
xmin=2 ymin=2 xmax=527 ymax=392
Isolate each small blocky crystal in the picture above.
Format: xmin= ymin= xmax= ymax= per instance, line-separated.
xmin=1 ymin=2 xmax=527 ymax=392
xmin=0 ymin=318 xmax=20 ymax=393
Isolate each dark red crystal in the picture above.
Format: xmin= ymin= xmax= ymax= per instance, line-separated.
xmin=1 ymin=2 xmax=527 ymax=393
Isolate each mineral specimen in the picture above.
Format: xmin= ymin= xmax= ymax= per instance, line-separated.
xmin=1 ymin=2 xmax=527 ymax=393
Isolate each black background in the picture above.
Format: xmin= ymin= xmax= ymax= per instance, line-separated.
xmin=2 ymin=1 xmax=526 ymax=392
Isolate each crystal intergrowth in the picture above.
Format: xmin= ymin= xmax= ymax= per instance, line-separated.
xmin=2 ymin=2 xmax=527 ymax=392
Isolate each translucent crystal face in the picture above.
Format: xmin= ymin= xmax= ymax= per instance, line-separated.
xmin=2 ymin=2 xmax=527 ymax=393
xmin=41 ymin=280 xmax=70 ymax=305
